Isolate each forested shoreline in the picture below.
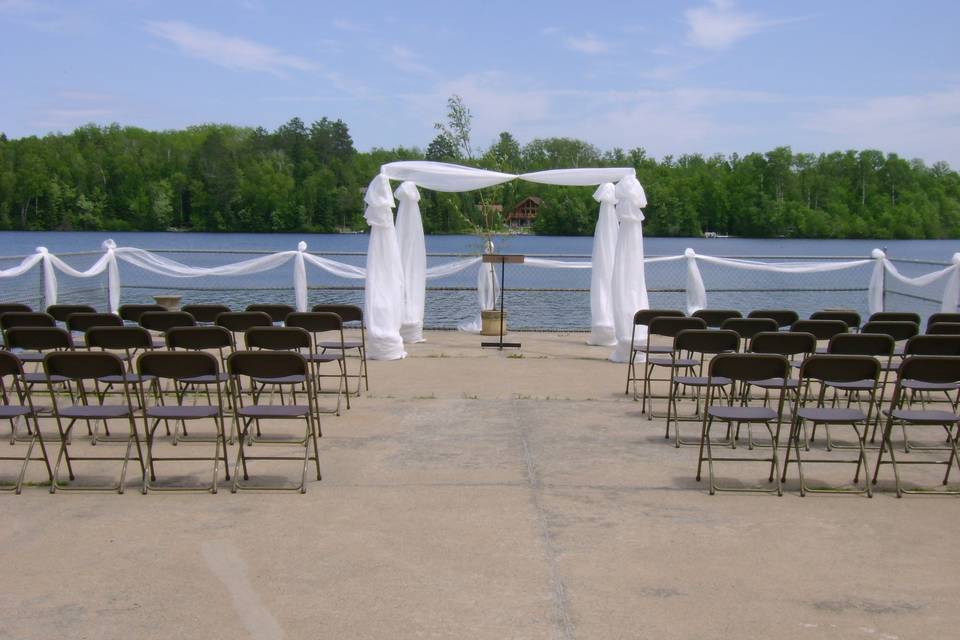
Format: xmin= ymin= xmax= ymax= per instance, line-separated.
xmin=1 ymin=117 xmax=959 ymax=239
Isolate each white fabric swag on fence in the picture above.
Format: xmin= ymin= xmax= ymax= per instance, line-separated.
xmin=3 ymin=241 xmax=959 ymax=362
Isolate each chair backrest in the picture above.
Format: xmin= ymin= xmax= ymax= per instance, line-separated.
xmin=312 ymin=304 xmax=363 ymax=323
xmin=868 ymin=311 xmax=921 ymax=326
xmin=0 ymin=312 xmax=56 ymax=330
xmin=828 ymin=332 xmax=895 ymax=356
xmin=810 ymin=309 xmax=861 ymax=329
xmin=747 ymin=309 xmax=799 ymax=328
xmin=85 ymin=326 xmax=153 ymax=351
xmin=5 ymin=326 xmax=73 ymax=351
xmin=720 ymin=317 xmax=779 ymax=340
xmin=691 ymin=309 xmax=742 ymax=328
xmin=138 ymin=350 xmax=219 ymax=380
xmin=118 ymin=304 xmax=166 ymax=323
xmin=245 ymin=304 xmax=294 ymax=323
xmin=708 ymin=353 xmax=790 ymax=383
xmin=860 ymin=320 xmax=919 ymax=342
xmin=66 ymin=312 xmax=124 ymax=333
xmin=926 ymin=322 xmax=960 ymax=336
xmin=897 ymin=355 xmax=960 ymax=385
xmin=227 ymin=350 xmax=308 ymax=379
xmin=139 ymin=311 xmax=196 ymax=332
xmin=632 ymin=309 xmax=685 ymax=326
xmin=789 ymin=319 xmax=849 ymax=341
xmin=285 ymin=311 xmax=342 ymax=334
xmin=647 ymin=316 xmax=706 ymax=339
xmin=0 ymin=303 xmax=32 ymax=314
xmin=215 ymin=311 xmax=273 ymax=333
xmin=750 ymin=331 xmax=817 ymax=357
xmin=44 ymin=350 xmax=125 ymax=380
xmin=0 ymin=350 xmax=23 ymax=378
xmin=904 ymin=334 xmax=960 ymax=356
xmin=46 ymin=304 xmax=96 ymax=322
xmin=244 ymin=326 xmax=311 ymax=351
xmin=927 ymin=313 xmax=960 ymax=331
xmin=674 ymin=329 xmax=739 ymax=355
xmin=166 ymin=326 xmax=233 ymax=350
xmin=799 ymin=354 xmax=880 ymax=384
xmin=181 ymin=304 xmax=232 ymax=324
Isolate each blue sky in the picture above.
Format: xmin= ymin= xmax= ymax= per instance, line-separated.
xmin=3 ymin=0 xmax=960 ymax=165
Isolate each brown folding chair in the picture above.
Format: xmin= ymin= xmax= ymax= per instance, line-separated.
xmin=43 ymin=351 xmax=145 ymax=493
xmin=182 ymin=304 xmax=231 ymax=324
xmin=65 ymin=312 xmax=123 ymax=346
xmin=84 ymin=326 xmax=157 ymax=442
xmin=691 ymin=309 xmax=742 ymax=328
xmin=665 ymin=329 xmax=739 ymax=447
xmin=46 ymin=304 xmax=96 ymax=323
xmin=136 ymin=351 xmax=230 ymax=493
xmin=227 ymin=351 xmax=321 ymax=493
xmin=639 ymin=316 xmax=706 ymax=414
xmin=1 ymin=312 xmax=57 ymax=364
xmin=0 ymin=303 xmax=32 ymax=314
xmin=892 ymin=335 xmax=960 ymax=452
xmin=782 ymin=355 xmax=880 ymax=496
xmin=720 ymin=317 xmax=778 ymax=351
xmin=810 ymin=309 xmax=861 ymax=331
xmin=624 ymin=309 xmax=685 ymax=398
xmin=872 ymin=355 xmax=960 ymax=497
xmin=746 ymin=331 xmax=817 ymax=449
xmin=861 ymin=320 xmax=919 ymax=359
xmin=312 ymin=304 xmax=369 ymax=395
xmin=286 ymin=312 xmax=350 ymax=413
xmin=118 ymin=304 xmax=166 ymax=324
xmin=926 ymin=313 xmax=960 ymax=332
xmin=826 ymin=332 xmax=896 ymax=447
xmin=867 ymin=311 xmax=921 ymax=327
xmin=790 ymin=319 xmax=848 ymax=353
xmin=748 ymin=309 xmax=799 ymax=329
xmin=243 ymin=326 xmax=328 ymax=420
xmin=696 ymin=353 xmax=791 ymax=495
xmin=166 ymin=326 xmax=236 ymax=443
xmin=0 ymin=352 xmax=52 ymax=493
xmin=215 ymin=311 xmax=273 ymax=348
xmin=927 ymin=322 xmax=960 ymax=336
xmin=246 ymin=304 xmax=294 ymax=325
xmin=4 ymin=327 xmax=74 ymax=386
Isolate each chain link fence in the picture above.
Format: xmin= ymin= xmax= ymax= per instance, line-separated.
xmin=0 ymin=249 xmax=953 ymax=329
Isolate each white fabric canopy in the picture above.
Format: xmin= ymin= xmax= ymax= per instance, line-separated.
xmin=381 ymin=161 xmax=515 ymax=192
xmin=609 ymin=176 xmax=650 ymax=362
xmin=588 ymin=183 xmax=619 ymax=346
xmin=519 ymin=167 xmax=635 ymax=186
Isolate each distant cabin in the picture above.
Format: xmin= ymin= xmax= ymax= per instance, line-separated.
xmin=506 ymin=196 xmax=542 ymax=228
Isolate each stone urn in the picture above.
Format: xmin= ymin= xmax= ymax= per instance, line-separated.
xmin=480 ymin=309 xmax=507 ymax=336
xmin=152 ymin=294 xmax=182 ymax=311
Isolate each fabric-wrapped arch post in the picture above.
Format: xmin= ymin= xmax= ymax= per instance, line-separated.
xmin=609 ymin=176 xmax=650 ymax=363
xmin=362 ymin=173 xmax=407 ymax=360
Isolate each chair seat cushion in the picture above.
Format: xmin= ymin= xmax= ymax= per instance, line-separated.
xmin=147 ymin=405 xmax=219 ymax=419
xmin=674 ymin=375 xmax=730 ymax=387
xmin=306 ymin=353 xmax=342 ymax=363
xmin=60 ymin=405 xmax=131 ymax=418
xmin=252 ymin=375 xmax=307 ymax=385
xmin=13 ymin=352 xmax=44 ymax=363
xmin=749 ymin=377 xmax=798 ymax=389
xmin=797 ymin=407 xmax=868 ymax=423
xmin=318 ymin=341 xmax=362 ymax=349
xmin=181 ymin=373 xmax=229 ymax=384
xmin=99 ymin=373 xmax=155 ymax=384
xmin=891 ymin=409 xmax=960 ymax=424
xmin=901 ymin=380 xmax=960 ymax=391
xmin=238 ymin=405 xmax=309 ymax=418
xmin=23 ymin=372 xmax=69 ymax=384
xmin=708 ymin=405 xmax=778 ymax=421
xmin=648 ymin=357 xmax=698 ymax=368
xmin=825 ymin=379 xmax=874 ymax=391
xmin=0 ymin=406 xmax=31 ymax=418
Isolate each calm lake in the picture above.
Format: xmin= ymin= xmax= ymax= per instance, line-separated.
xmin=1 ymin=231 xmax=958 ymax=329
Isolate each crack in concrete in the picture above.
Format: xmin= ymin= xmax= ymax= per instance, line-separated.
xmin=513 ymin=398 xmax=576 ymax=640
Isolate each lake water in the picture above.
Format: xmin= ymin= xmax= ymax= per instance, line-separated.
xmin=1 ymin=231 xmax=957 ymax=329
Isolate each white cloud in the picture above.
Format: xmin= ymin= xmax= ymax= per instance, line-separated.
xmin=800 ymin=89 xmax=960 ymax=165
xmin=386 ymin=45 xmax=433 ymax=75
xmin=32 ymin=108 xmax=115 ymax=130
xmin=145 ymin=21 xmax=314 ymax=75
xmin=685 ymin=0 xmax=789 ymax=50
xmin=564 ymin=34 xmax=610 ymax=55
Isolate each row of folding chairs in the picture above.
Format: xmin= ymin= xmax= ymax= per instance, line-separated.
xmin=626 ymin=308 xmax=959 ymax=405
xmin=0 ymin=302 xmax=369 ymax=399
xmin=635 ymin=326 xmax=960 ymax=497
xmin=0 ymin=346 xmax=327 ymax=494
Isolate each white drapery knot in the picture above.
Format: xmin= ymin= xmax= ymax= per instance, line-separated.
xmin=297 ymin=241 xmax=307 ymax=252
xmin=614 ymin=176 xmax=646 ymax=222
xmin=952 ymin=253 xmax=960 ymax=266
xmin=102 ymin=238 xmax=117 ymax=251
xmin=593 ymin=182 xmax=617 ymax=204
xmin=35 ymin=246 xmax=48 ymax=254
xmin=684 ymin=248 xmax=696 ymax=259
xmin=363 ymin=174 xmax=396 ymax=227
xmin=871 ymin=248 xmax=885 ymax=260
xmin=394 ymin=181 xmax=420 ymax=203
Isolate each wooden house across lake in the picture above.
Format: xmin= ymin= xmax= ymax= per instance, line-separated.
xmin=505 ymin=196 xmax=542 ymax=228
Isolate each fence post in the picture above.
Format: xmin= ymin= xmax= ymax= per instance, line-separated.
xmin=881 ymin=245 xmax=888 ymax=312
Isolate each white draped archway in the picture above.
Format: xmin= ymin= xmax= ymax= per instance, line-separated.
xmin=362 ymin=161 xmax=640 ymax=360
